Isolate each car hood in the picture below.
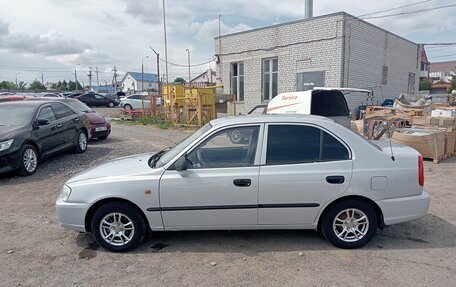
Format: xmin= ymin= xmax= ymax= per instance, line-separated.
xmin=66 ymin=153 xmax=160 ymax=184
xmin=86 ymin=112 xmax=106 ymax=124
xmin=0 ymin=125 xmax=27 ymax=141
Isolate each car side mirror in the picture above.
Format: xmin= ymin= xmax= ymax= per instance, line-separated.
xmin=37 ymin=118 xmax=51 ymax=126
xmin=174 ymin=155 xmax=188 ymax=171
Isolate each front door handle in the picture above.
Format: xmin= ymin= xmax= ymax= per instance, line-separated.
xmin=233 ymin=178 xmax=251 ymax=187
xmin=56 ymin=123 xmax=62 ymax=128
xmin=326 ymin=176 xmax=345 ymax=184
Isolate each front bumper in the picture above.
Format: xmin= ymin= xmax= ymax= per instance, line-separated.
xmin=376 ymin=190 xmax=430 ymax=225
xmin=0 ymin=151 xmax=21 ymax=174
xmin=55 ymin=196 xmax=90 ymax=232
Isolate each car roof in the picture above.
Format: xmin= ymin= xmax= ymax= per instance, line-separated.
xmin=209 ymin=114 xmax=334 ymax=127
xmin=0 ymin=100 xmax=48 ymax=107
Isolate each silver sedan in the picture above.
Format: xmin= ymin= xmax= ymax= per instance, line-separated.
xmin=56 ymin=115 xmax=429 ymax=252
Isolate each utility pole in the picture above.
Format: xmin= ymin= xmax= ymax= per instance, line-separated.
xmin=162 ymin=0 xmax=169 ymax=85
xmin=15 ymin=72 xmax=20 ymax=87
xmin=74 ymin=64 xmax=80 ymax=91
xmin=149 ymin=47 xmax=160 ymax=96
xmin=87 ymin=67 xmax=93 ymax=88
xmin=218 ymin=14 xmax=222 ymax=84
xmin=186 ymin=49 xmax=191 ymax=85
xmin=96 ymin=66 xmax=99 ymax=87
xmin=112 ymin=66 xmax=118 ymax=92
xmin=142 ymin=56 xmax=149 ymax=92
xmin=41 ymin=68 xmax=46 ymax=86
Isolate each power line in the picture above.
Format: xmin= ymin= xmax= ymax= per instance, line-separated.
xmin=361 ymin=4 xmax=456 ymax=20
xmin=356 ymin=0 xmax=433 ymax=18
xmin=159 ymin=58 xmax=214 ymax=68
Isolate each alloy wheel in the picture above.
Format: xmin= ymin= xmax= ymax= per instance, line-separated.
xmin=332 ymin=208 xmax=369 ymax=242
xmin=23 ymin=148 xmax=37 ymax=173
xmin=99 ymin=212 xmax=135 ymax=246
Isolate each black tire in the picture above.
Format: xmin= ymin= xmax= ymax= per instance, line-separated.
xmin=73 ymin=130 xmax=88 ymax=153
xmin=91 ymin=202 xmax=146 ymax=252
xmin=124 ymin=104 xmax=132 ymax=110
xmin=321 ymin=199 xmax=378 ymax=249
xmin=107 ymin=101 xmax=115 ymax=108
xmin=17 ymin=144 xmax=38 ymax=176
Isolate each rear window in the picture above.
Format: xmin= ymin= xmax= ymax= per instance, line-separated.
xmin=311 ymin=90 xmax=349 ymax=117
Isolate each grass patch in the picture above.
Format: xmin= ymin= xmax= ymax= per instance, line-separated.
xmin=113 ymin=116 xmax=193 ymax=130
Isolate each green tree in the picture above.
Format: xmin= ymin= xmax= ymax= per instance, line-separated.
xmin=449 ymin=68 xmax=456 ymax=93
xmin=419 ymin=80 xmax=431 ymax=91
xmin=29 ymin=80 xmax=46 ymax=91
xmin=0 ymin=81 xmax=18 ymax=90
xmin=62 ymin=80 xmax=68 ymax=90
xmin=173 ymin=77 xmax=186 ymax=84
xmin=68 ymin=80 xmax=82 ymax=91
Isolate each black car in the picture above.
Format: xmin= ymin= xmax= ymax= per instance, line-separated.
xmin=75 ymin=93 xmax=118 ymax=107
xmin=0 ymin=101 xmax=90 ymax=176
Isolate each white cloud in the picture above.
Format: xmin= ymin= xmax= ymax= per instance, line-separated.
xmin=192 ymin=19 xmax=252 ymax=41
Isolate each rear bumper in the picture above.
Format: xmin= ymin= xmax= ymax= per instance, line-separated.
xmin=89 ymin=123 xmax=111 ymax=139
xmin=376 ymin=191 xmax=430 ymax=225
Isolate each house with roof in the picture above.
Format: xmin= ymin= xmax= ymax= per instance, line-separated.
xmin=190 ymin=68 xmax=216 ymax=85
xmin=419 ymin=47 xmax=430 ymax=81
xmin=120 ymin=72 xmax=158 ymax=93
xmin=215 ymin=11 xmax=422 ymax=114
xmin=430 ymin=61 xmax=456 ymax=83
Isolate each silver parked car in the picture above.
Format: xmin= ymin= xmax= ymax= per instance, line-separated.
xmin=120 ymin=94 xmax=161 ymax=110
xmin=56 ymin=115 xmax=430 ymax=252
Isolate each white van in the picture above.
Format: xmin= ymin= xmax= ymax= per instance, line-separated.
xmin=266 ymin=88 xmax=371 ymax=127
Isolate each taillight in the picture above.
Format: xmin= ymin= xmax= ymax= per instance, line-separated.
xmin=418 ymin=155 xmax=424 ymax=186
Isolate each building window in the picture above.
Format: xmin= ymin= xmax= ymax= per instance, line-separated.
xmin=408 ymin=73 xmax=416 ymax=95
xmin=382 ymin=66 xmax=388 ymax=85
xmin=262 ymin=58 xmax=278 ymax=101
xmin=231 ymin=62 xmax=244 ymax=102
xmin=297 ymin=71 xmax=325 ymax=91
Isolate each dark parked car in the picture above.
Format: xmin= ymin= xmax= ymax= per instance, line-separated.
xmin=25 ymin=97 xmax=111 ymax=140
xmin=76 ymin=93 xmax=118 ymax=107
xmin=0 ymin=101 xmax=90 ymax=176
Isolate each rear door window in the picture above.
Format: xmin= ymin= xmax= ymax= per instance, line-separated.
xmin=52 ymin=103 xmax=73 ymax=119
xmin=266 ymin=124 xmax=349 ymax=165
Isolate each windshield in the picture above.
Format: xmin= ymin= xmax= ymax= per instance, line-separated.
xmin=0 ymin=105 xmax=35 ymax=126
xmin=65 ymin=100 xmax=92 ymax=112
xmin=155 ymin=123 xmax=212 ymax=168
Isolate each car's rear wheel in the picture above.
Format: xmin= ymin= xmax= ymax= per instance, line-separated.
xmin=107 ymin=101 xmax=115 ymax=108
xmin=18 ymin=144 xmax=38 ymax=176
xmin=321 ymin=199 xmax=377 ymax=249
xmin=124 ymin=104 xmax=132 ymax=110
xmin=91 ymin=202 xmax=146 ymax=252
xmin=73 ymin=130 xmax=87 ymax=153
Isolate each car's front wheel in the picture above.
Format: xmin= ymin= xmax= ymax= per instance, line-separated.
xmin=73 ymin=130 xmax=87 ymax=153
xmin=91 ymin=202 xmax=146 ymax=252
xmin=18 ymin=144 xmax=38 ymax=176
xmin=107 ymin=101 xmax=115 ymax=108
xmin=123 ymin=104 xmax=132 ymax=110
xmin=321 ymin=199 xmax=378 ymax=249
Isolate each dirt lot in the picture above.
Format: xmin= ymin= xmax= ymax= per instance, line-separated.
xmin=1 ymin=117 xmax=456 ymax=287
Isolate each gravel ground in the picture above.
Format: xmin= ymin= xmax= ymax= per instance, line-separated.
xmin=0 ymin=118 xmax=455 ymax=287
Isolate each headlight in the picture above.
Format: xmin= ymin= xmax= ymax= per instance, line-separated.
xmin=0 ymin=139 xmax=14 ymax=152
xmin=61 ymin=185 xmax=72 ymax=202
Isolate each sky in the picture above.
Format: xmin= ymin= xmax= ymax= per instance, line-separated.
xmin=0 ymin=0 xmax=455 ymax=86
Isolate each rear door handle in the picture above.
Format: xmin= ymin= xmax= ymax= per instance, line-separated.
xmin=56 ymin=123 xmax=62 ymax=128
xmin=233 ymin=179 xmax=251 ymax=187
xmin=326 ymin=176 xmax=345 ymax=184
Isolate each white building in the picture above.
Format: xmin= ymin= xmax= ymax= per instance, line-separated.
xmin=190 ymin=68 xmax=216 ymax=85
xmin=215 ymin=12 xmax=421 ymax=114
xmin=120 ymin=72 xmax=158 ymax=93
